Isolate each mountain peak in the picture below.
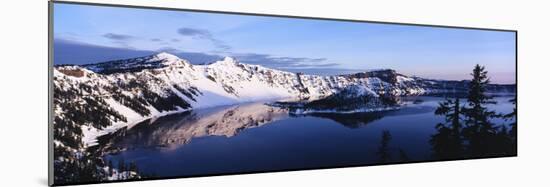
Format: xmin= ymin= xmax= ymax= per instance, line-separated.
xmin=222 ymin=56 xmax=236 ymax=62
xmin=153 ymin=52 xmax=181 ymax=62
xmin=210 ymin=56 xmax=238 ymax=66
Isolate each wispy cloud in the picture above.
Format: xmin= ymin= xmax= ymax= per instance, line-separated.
xmin=232 ymin=53 xmax=338 ymax=68
xmin=102 ymin=33 xmax=134 ymax=41
xmin=177 ymin=27 xmax=232 ymax=51
xmin=177 ymin=28 xmax=212 ymax=39
xmin=151 ymin=38 xmax=162 ymax=42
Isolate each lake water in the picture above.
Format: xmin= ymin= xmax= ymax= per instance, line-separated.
xmin=100 ymin=96 xmax=515 ymax=178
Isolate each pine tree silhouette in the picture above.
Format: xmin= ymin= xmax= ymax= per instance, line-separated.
xmin=503 ymin=98 xmax=517 ymax=141
xmin=430 ymin=64 xmax=517 ymax=159
xmin=431 ymin=97 xmax=463 ymax=159
xmin=461 ymin=64 xmax=499 ymax=157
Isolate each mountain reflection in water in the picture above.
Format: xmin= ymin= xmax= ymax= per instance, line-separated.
xmin=97 ymin=103 xmax=289 ymax=150
xmin=97 ymin=96 xmax=514 ymax=178
xmin=97 ymin=99 xmax=436 ymax=151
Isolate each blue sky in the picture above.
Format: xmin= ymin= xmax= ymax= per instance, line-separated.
xmin=53 ymin=3 xmax=516 ymax=84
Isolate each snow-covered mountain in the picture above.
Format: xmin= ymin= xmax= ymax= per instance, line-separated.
xmin=53 ymin=52 xmax=515 ymax=147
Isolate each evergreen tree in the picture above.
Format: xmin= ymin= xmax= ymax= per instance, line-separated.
xmin=462 ymin=64 xmax=499 ymax=156
xmin=502 ymin=98 xmax=517 ymax=154
xmin=431 ymin=97 xmax=463 ymax=159
xmin=503 ymin=98 xmax=517 ymax=139
xmin=430 ymin=64 xmax=517 ymax=159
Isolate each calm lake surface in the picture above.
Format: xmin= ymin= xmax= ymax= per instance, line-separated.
xmin=100 ymin=96 xmax=515 ymax=178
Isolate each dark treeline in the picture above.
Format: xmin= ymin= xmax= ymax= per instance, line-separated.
xmin=430 ymin=64 xmax=517 ymax=159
